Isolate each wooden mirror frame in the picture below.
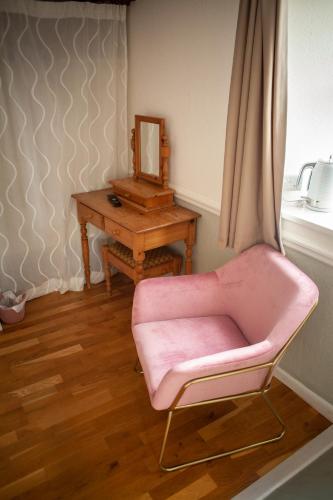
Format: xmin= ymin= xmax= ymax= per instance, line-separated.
xmin=132 ymin=115 xmax=170 ymax=189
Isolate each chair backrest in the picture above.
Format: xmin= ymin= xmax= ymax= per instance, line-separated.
xmin=215 ymin=244 xmax=319 ymax=351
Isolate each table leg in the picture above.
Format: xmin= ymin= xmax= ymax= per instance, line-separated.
xmin=185 ymin=220 xmax=196 ymax=275
xmin=80 ymin=222 xmax=91 ymax=289
xmin=185 ymin=242 xmax=193 ymax=274
xmin=133 ymin=250 xmax=145 ymax=284
xmin=102 ymin=245 xmax=111 ymax=294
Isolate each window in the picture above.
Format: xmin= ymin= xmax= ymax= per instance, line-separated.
xmin=282 ymin=0 xmax=333 ymax=265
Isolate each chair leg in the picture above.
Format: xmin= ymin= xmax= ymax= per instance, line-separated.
xmin=159 ymin=410 xmax=173 ymax=466
xmin=159 ymin=392 xmax=286 ymax=472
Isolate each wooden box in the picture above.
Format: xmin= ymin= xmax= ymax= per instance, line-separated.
xmin=109 ymin=177 xmax=174 ymax=212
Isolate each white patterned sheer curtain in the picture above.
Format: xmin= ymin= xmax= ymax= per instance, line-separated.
xmin=0 ymin=0 xmax=128 ymax=299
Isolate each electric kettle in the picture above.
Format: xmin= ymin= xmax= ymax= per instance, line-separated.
xmin=296 ymin=157 xmax=333 ymax=212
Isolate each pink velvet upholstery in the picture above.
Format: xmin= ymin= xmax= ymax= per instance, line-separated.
xmin=132 ymin=244 xmax=318 ymax=410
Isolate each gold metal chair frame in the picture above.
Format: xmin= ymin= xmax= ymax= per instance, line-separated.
xmin=136 ymin=303 xmax=317 ymax=472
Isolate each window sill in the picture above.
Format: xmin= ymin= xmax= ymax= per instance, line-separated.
xmin=281 ymin=204 xmax=333 ymax=266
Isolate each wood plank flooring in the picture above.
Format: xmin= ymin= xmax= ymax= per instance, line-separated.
xmin=0 ymin=276 xmax=330 ymax=499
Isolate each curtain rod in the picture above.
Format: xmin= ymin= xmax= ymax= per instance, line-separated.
xmin=36 ymin=0 xmax=135 ymax=5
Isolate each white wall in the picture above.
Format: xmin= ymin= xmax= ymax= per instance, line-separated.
xmin=280 ymin=248 xmax=333 ymax=405
xmin=127 ymin=0 xmax=333 ymax=406
xmin=285 ymin=0 xmax=333 ymax=176
xmin=282 ymin=0 xmax=333 ymax=404
xmin=128 ymin=0 xmax=239 ymax=213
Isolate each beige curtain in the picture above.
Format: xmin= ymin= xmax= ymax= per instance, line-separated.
xmin=0 ymin=0 xmax=128 ymax=299
xmin=219 ymin=0 xmax=287 ymax=253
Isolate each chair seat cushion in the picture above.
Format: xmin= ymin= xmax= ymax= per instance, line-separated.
xmin=133 ymin=315 xmax=249 ymax=400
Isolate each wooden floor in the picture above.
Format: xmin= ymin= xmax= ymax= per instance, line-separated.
xmin=0 ymin=276 xmax=330 ymax=500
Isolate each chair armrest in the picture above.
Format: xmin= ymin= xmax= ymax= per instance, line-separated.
xmin=152 ymin=340 xmax=275 ymax=410
xmin=132 ymin=272 xmax=225 ymax=326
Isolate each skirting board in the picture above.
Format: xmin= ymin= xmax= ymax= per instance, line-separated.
xmin=275 ymin=367 xmax=333 ymax=422
xmin=232 ymin=424 xmax=333 ymax=500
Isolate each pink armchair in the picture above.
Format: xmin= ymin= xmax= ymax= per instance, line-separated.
xmin=132 ymin=244 xmax=318 ymax=471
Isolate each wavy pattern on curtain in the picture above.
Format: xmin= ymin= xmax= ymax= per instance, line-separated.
xmin=0 ymin=0 xmax=128 ymax=299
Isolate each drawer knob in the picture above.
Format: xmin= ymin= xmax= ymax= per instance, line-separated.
xmin=112 ymin=229 xmax=120 ymax=236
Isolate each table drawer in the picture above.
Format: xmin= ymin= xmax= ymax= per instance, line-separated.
xmin=105 ymin=219 xmax=133 ymax=248
xmin=78 ymin=204 xmax=104 ymax=231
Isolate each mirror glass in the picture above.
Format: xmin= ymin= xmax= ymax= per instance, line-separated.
xmin=140 ymin=122 xmax=160 ymax=177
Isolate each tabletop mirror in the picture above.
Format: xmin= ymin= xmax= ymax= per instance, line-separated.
xmin=132 ymin=115 xmax=169 ymax=188
xmin=110 ymin=114 xmax=174 ymax=212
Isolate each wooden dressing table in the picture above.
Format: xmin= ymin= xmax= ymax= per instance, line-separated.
xmin=72 ymin=115 xmax=200 ymax=287
xmin=73 ymin=188 xmax=199 ymax=287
